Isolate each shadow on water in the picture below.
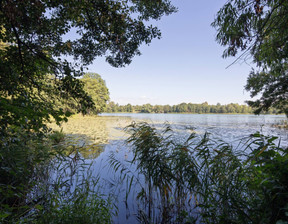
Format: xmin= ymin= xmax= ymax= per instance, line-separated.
xmin=48 ymin=115 xmax=133 ymax=160
xmin=61 ymin=133 xmax=106 ymax=160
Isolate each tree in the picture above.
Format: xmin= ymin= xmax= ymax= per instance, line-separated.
xmin=81 ymin=73 xmax=110 ymax=114
xmin=212 ymin=0 xmax=288 ymax=117
xmin=0 ymin=1 xmax=176 ymax=219
xmin=126 ymin=104 xmax=133 ymax=113
xmin=141 ymin=103 xmax=153 ymax=113
xmin=0 ymin=0 xmax=177 ymax=134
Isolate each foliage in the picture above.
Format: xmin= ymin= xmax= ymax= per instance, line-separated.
xmin=109 ymin=122 xmax=199 ymax=223
xmin=54 ymin=72 xmax=110 ymax=115
xmin=81 ymin=73 xmax=110 ymax=114
xmin=0 ymin=0 xmax=176 ymax=135
xmin=37 ymin=180 xmax=112 ymax=224
xmin=195 ymin=132 xmax=288 ymax=224
xmin=0 ymin=129 xmax=113 ymax=223
xmin=48 ymin=129 xmax=65 ymax=144
xmin=105 ymin=101 xmax=281 ymax=114
xmin=114 ymin=122 xmax=288 ymax=223
xmin=0 ymin=128 xmax=52 ymax=223
xmin=1 ymin=1 xmax=176 ymax=223
xmin=212 ymin=0 xmax=288 ymax=117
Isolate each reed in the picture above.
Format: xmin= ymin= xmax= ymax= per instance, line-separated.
xmin=110 ymin=122 xmax=288 ymax=223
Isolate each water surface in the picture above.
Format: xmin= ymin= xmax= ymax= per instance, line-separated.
xmin=100 ymin=113 xmax=287 ymax=146
xmin=54 ymin=113 xmax=288 ymax=223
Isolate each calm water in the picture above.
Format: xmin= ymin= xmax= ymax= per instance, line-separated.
xmin=58 ymin=113 xmax=288 ymax=223
xmin=101 ymin=113 xmax=287 ymax=145
xmin=94 ymin=113 xmax=287 ymax=223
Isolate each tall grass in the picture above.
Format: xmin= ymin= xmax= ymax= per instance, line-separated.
xmin=0 ymin=127 xmax=113 ymax=224
xmin=110 ymin=122 xmax=288 ymax=223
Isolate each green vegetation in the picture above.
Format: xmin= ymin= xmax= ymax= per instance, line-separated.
xmin=55 ymin=73 xmax=110 ymax=115
xmin=37 ymin=178 xmax=113 ymax=224
xmin=1 ymin=0 xmax=287 ymax=223
xmin=0 ymin=0 xmax=176 ymax=135
xmin=49 ymin=129 xmax=65 ymax=144
xmin=0 ymin=0 xmax=176 ymax=223
xmin=212 ymin=0 xmax=288 ymax=117
xmin=48 ymin=114 xmax=130 ymax=144
xmin=0 ymin=128 xmax=113 ymax=224
xmin=105 ymin=101 xmax=281 ymax=114
xmin=110 ymin=122 xmax=288 ymax=223
xmin=82 ymin=73 xmax=110 ymax=114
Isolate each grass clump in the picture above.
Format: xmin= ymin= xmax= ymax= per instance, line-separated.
xmin=111 ymin=122 xmax=288 ymax=224
xmin=37 ymin=183 xmax=112 ymax=224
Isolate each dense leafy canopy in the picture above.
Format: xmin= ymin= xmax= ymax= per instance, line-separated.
xmin=212 ymin=0 xmax=288 ymax=117
xmin=0 ymin=1 xmax=176 ymax=222
xmin=82 ymin=73 xmax=110 ymax=114
xmin=0 ymin=0 xmax=176 ymax=135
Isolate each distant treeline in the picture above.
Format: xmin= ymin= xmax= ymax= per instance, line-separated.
xmin=105 ymin=102 xmax=280 ymax=114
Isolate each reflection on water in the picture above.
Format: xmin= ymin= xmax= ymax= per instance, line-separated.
xmin=49 ymin=113 xmax=287 ymax=223
xmin=78 ymin=144 xmax=105 ymax=160
xmin=48 ymin=115 xmax=133 ymax=159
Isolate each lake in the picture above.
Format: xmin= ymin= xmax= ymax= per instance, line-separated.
xmin=101 ymin=113 xmax=287 ymax=144
xmin=52 ymin=113 xmax=288 ymax=223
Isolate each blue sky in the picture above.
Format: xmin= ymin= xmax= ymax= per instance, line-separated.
xmin=87 ymin=0 xmax=254 ymax=106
